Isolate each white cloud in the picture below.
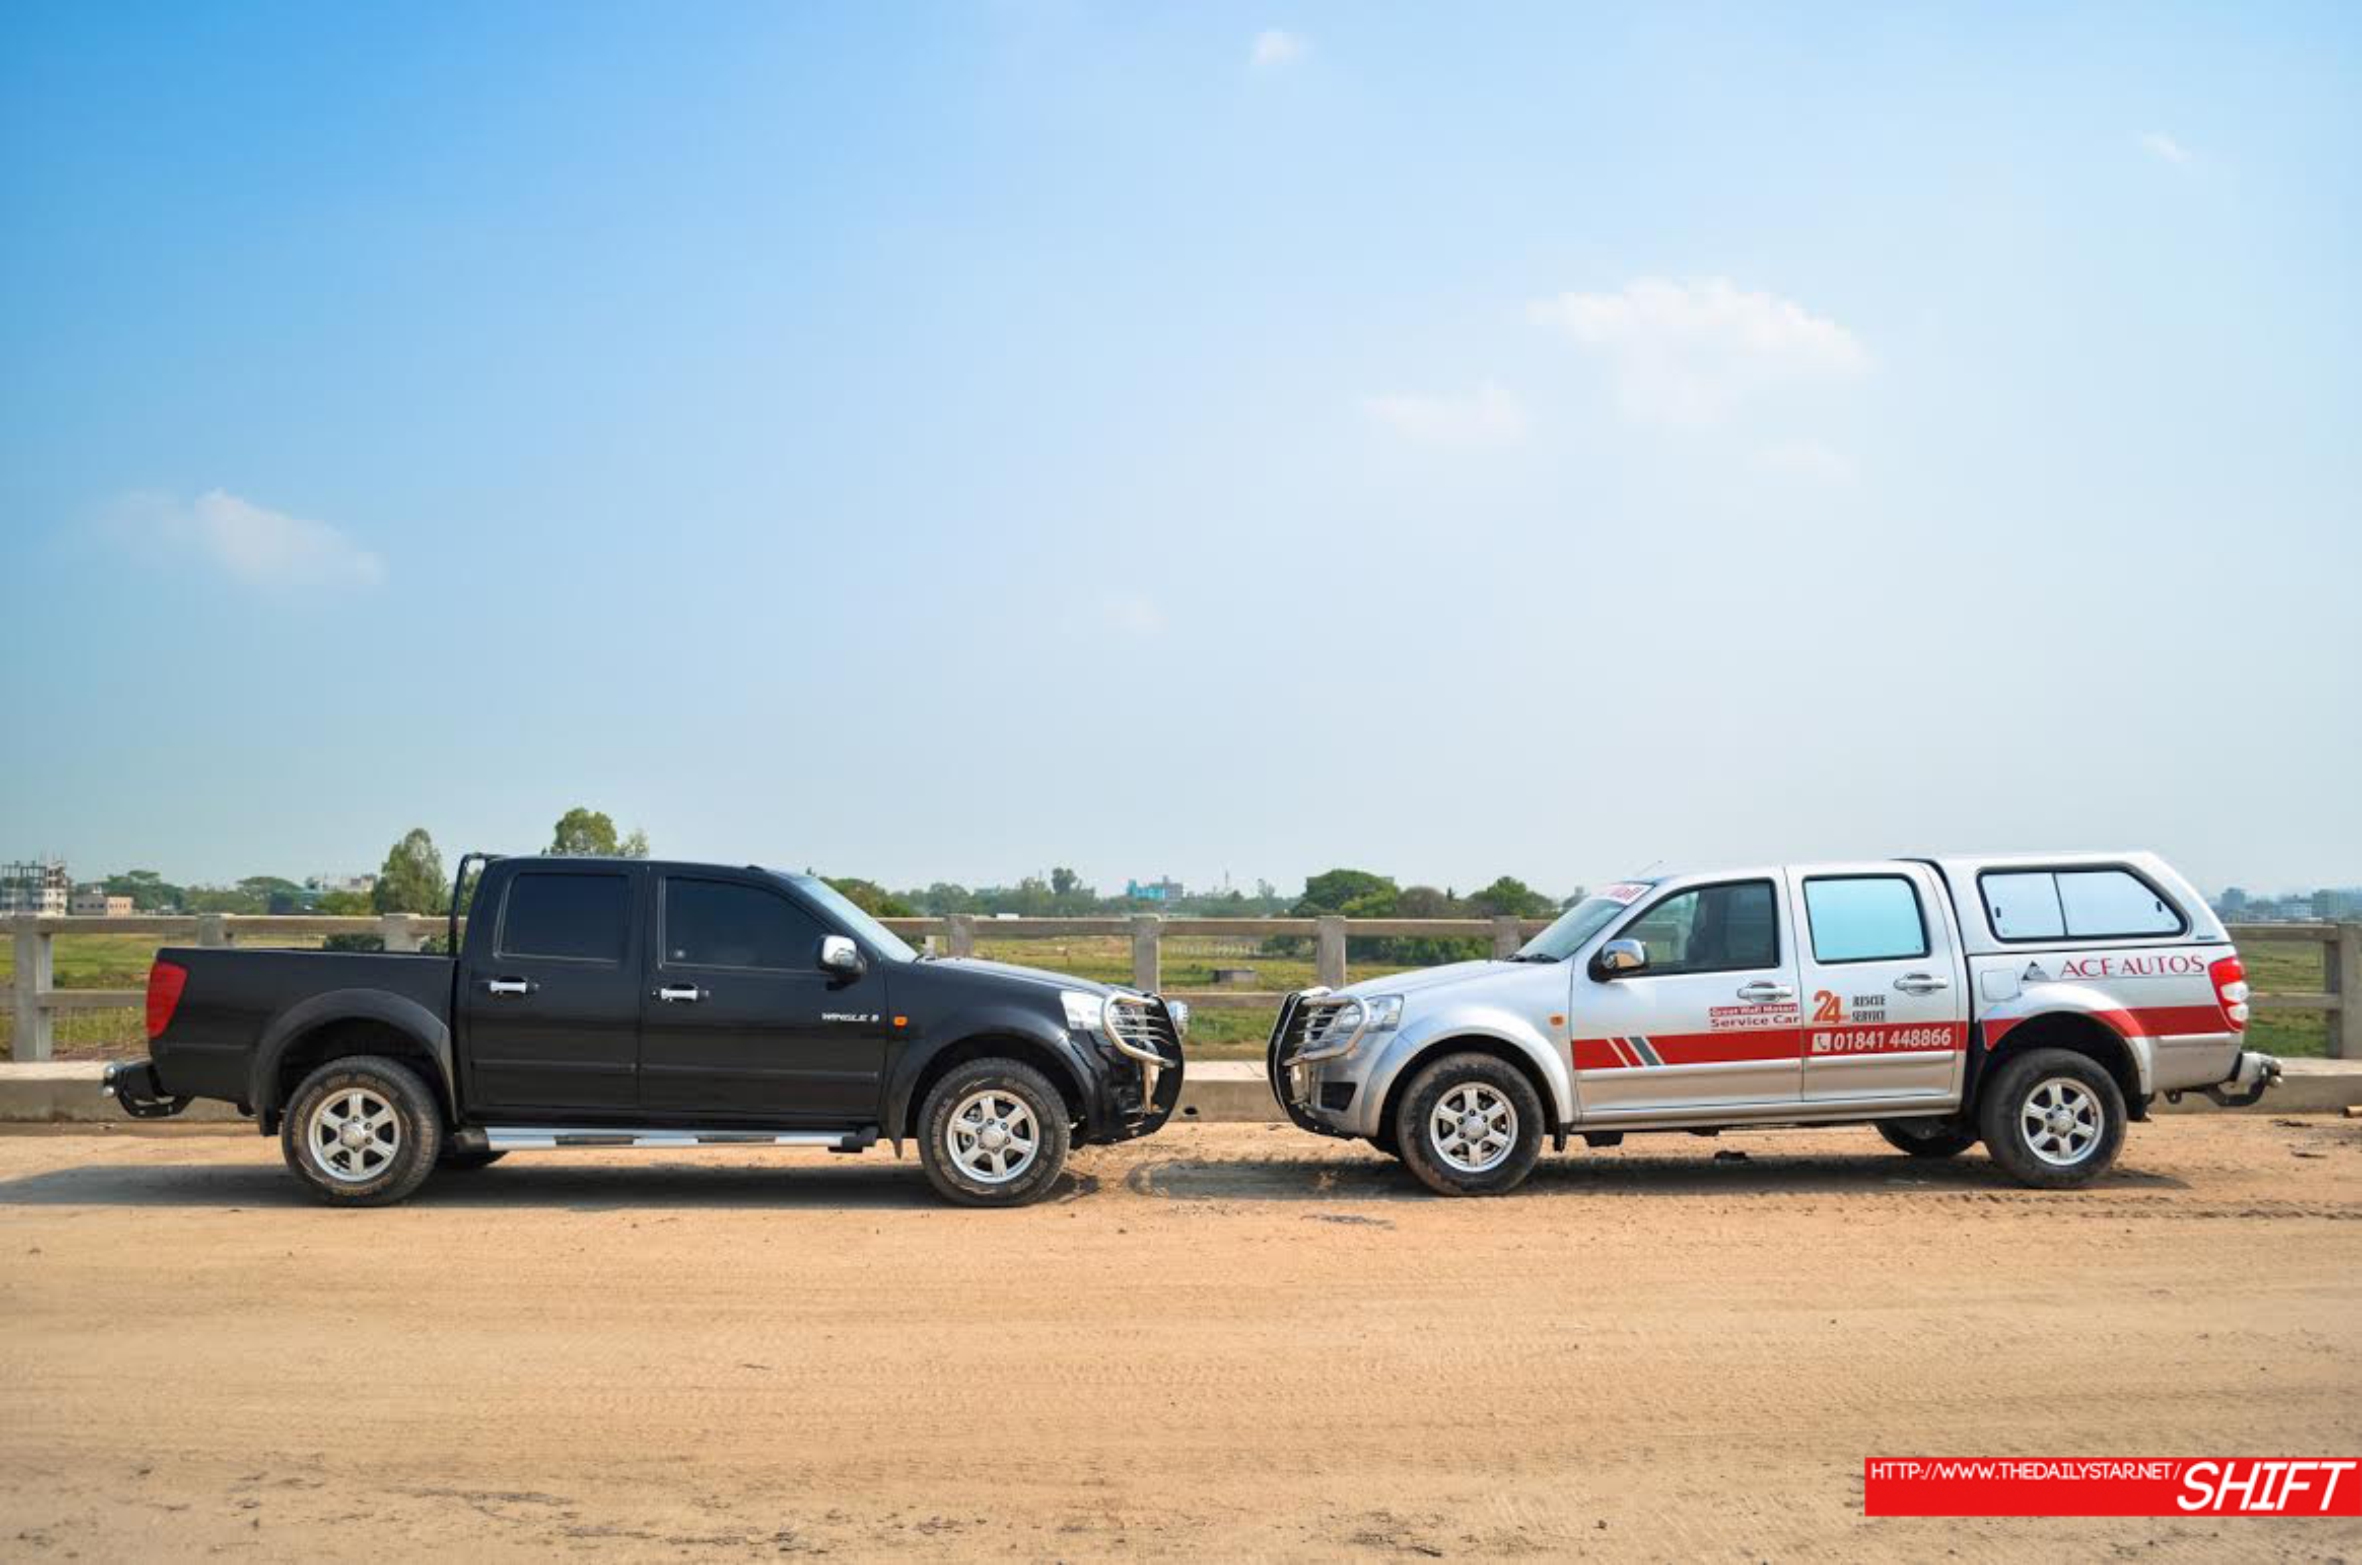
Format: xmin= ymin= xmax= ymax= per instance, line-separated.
xmin=106 ymin=488 xmax=387 ymax=589
xmin=1099 ymin=593 xmax=1167 ymax=638
xmin=1755 ymin=438 xmax=1857 ymax=485
xmin=1528 ymin=277 xmax=1869 ymax=427
xmin=1250 ymin=29 xmax=1308 ymax=69
xmin=1361 ymin=381 xmax=1531 ymax=450
xmin=2140 ymin=131 xmax=2193 ymax=166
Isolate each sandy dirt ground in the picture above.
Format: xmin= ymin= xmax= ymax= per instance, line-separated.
xmin=2 ymin=1115 xmax=2357 ymax=1562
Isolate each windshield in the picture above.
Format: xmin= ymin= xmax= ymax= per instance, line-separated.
xmin=782 ymin=874 xmax=920 ymax=964
xmin=1515 ymin=882 xmax=1656 ymax=962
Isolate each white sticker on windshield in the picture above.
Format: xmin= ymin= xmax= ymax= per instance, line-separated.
xmin=1600 ymin=882 xmax=1650 ymax=905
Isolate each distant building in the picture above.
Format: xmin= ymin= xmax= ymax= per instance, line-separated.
xmin=309 ymin=873 xmax=377 ymax=896
xmin=69 ymin=888 xmax=134 ymax=917
xmin=1 ymin=860 xmax=71 ymax=916
xmin=1125 ymin=876 xmax=1185 ymax=903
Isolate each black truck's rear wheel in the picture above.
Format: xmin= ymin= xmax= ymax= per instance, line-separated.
xmin=916 ymin=1058 xmax=1071 ymax=1207
xmin=280 ymin=1056 xmax=444 ymax=1206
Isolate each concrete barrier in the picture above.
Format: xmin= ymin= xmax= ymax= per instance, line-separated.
xmin=3 ymin=1058 xmax=2358 ymax=1128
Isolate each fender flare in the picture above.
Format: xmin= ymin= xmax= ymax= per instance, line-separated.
xmin=883 ymin=1008 xmax=1093 ymax=1139
xmin=249 ymin=989 xmax=456 ymax=1114
xmin=1978 ymin=986 xmax=2154 ymax=1096
xmin=1360 ymin=1011 xmax=1574 ymax=1133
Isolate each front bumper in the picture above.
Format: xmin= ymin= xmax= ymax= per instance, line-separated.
xmin=2200 ymin=1048 xmax=2283 ymax=1109
xmin=101 ymin=1059 xmax=191 ymax=1119
xmin=1083 ymin=996 xmax=1187 ymax=1142
xmin=1267 ymin=991 xmax=1362 ymax=1140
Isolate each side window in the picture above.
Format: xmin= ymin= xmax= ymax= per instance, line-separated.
xmin=1983 ymin=868 xmax=2186 ymax=941
xmin=1804 ymin=876 xmax=1929 ymax=964
xmin=2057 ymin=870 xmax=2183 ymax=938
xmin=663 ymin=879 xmax=826 ymax=970
xmin=1983 ymin=872 xmax=2065 ymax=941
xmin=1623 ymin=881 xmax=1779 ymax=976
xmin=499 ymin=872 xmax=629 ymax=963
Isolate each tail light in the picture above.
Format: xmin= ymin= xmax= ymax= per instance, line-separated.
xmin=2208 ymin=953 xmax=2249 ymax=1032
xmin=145 ymin=960 xmax=188 ymax=1041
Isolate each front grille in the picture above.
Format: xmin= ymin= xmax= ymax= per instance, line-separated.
xmin=1106 ymin=996 xmax=1180 ymax=1062
xmin=1279 ymin=995 xmax=1364 ymax=1057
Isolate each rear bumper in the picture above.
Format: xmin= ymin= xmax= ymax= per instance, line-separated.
xmin=2199 ymin=1049 xmax=2282 ymax=1109
xmin=101 ymin=1059 xmax=191 ymax=1119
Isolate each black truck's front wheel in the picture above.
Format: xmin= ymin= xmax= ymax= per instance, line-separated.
xmin=917 ymin=1059 xmax=1071 ymax=1207
xmin=280 ymin=1056 xmax=444 ymax=1206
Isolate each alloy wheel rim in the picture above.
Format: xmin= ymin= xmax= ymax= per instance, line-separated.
xmin=2020 ymin=1076 xmax=2103 ymax=1167
xmin=1430 ymin=1082 xmax=1517 ymax=1174
xmin=307 ymin=1087 xmax=401 ymax=1184
xmin=946 ymin=1089 xmax=1040 ymax=1185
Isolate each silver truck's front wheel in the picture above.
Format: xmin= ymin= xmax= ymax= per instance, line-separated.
xmin=1395 ymin=1053 xmax=1544 ymax=1197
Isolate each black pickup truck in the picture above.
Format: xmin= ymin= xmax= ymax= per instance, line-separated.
xmin=106 ymin=855 xmax=1185 ymax=1206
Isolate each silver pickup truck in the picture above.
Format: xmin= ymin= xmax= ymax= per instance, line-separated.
xmin=1268 ymin=852 xmax=2280 ymax=1195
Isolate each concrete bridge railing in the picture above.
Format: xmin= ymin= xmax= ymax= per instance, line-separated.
xmin=4 ymin=912 xmax=2355 ymax=1063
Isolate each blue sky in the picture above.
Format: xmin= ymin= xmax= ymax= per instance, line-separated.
xmin=3 ymin=2 xmax=2357 ymax=896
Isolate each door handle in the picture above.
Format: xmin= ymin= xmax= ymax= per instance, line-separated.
xmin=1736 ymin=981 xmax=1795 ymax=1003
xmin=484 ymin=978 xmax=538 ymax=997
xmin=654 ymin=985 xmax=708 ymax=1003
xmin=1895 ymin=972 xmax=1952 ymax=995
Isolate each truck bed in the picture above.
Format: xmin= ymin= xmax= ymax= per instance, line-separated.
xmin=150 ymin=948 xmax=456 ymax=1108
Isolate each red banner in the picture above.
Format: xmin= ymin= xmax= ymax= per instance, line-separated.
xmin=1864 ymin=1458 xmax=2362 ymax=1517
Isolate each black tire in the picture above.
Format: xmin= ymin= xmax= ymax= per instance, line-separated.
xmin=279 ymin=1055 xmax=444 ymax=1206
xmin=1394 ymin=1053 xmax=1545 ymax=1197
xmin=1976 ymin=1048 xmax=2127 ymax=1189
xmin=1877 ymin=1119 xmax=1978 ymax=1159
xmin=1369 ymin=1121 xmax=1401 ymax=1160
xmin=917 ymin=1058 xmax=1072 ymax=1207
xmin=439 ymin=1148 xmax=508 ymax=1172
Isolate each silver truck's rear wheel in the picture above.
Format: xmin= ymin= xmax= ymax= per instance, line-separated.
xmin=279 ymin=1056 xmax=443 ymax=1206
xmin=1977 ymin=1048 xmax=2126 ymax=1189
xmin=1395 ymin=1053 xmax=1543 ymax=1197
xmin=916 ymin=1059 xmax=1071 ymax=1207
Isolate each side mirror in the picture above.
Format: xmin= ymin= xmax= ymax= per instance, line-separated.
xmin=1593 ymin=938 xmax=1648 ymax=979
xmin=819 ymin=935 xmax=866 ymax=978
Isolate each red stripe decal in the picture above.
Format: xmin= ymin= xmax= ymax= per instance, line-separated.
xmin=1984 ymin=1004 xmax=2234 ymax=1050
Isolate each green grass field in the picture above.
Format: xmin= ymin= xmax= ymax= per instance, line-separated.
xmin=0 ymin=929 xmax=2342 ymax=1064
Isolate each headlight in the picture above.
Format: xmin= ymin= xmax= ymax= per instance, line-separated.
xmin=1060 ymin=991 xmax=1107 ymax=1033
xmin=1166 ymin=1000 xmax=1190 ymax=1036
xmin=1363 ymin=995 xmax=1404 ymax=1034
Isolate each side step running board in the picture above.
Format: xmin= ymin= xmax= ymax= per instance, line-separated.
xmin=481 ymin=1126 xmax=880 ymax=1153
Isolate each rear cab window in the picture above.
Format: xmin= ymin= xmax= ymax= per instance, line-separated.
xmin=497 ymin=871 xmax=631 ymax=963
xmin=1979 ymin=866 xmax=2186 ymax=943
xmin=1803 ymin=876 xmax=1929 ymax=963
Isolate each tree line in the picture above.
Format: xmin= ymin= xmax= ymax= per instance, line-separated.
xmin=91 ymin=816 xmax=1583 ymax=963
